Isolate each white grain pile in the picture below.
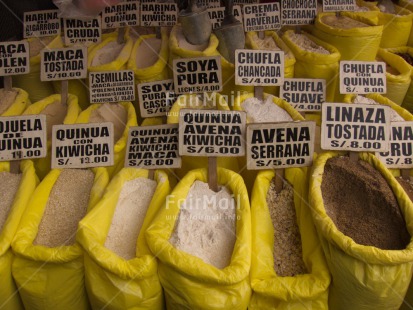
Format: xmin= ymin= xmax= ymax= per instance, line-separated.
xmin=353 ymin=95 xmax=405 ymax=122
xmin=242 ymin=96 xmax=293 ymax=123
xmin=135 ymin=37 xmax=162 ymax=68
xmin=176 ymin=26 xmax=209 ymax=51
xmin=254 ymin=34 xmax=281 ymax=51
xmin=354 ymin=4 xmax=369 ymax=11
xmin=40 ymin=100 xmax=68 ymax=140
xmin=34 ymin=169 xmax=94 ymax=247
xmin=0 ymin=172 xmax=21 ymax=232
xmin=169 ymin=180 xmax=237 ymax=269
xmin=322 ymin=15 xmax=369 ymax=29
xmin=104 ymin=177 xmax=157 ymax=260
xmin=289 ymin=33 xmax=330 ymax=54
xmin=89 ymin=103 xmax=127 ymax=142
xmin=267 ymin=179 xmax=307 ymax=277
xmin=29 ymin=36 xmax=54 ymax=57
xmin=0 ymin=89 xmax=18 ymax=115
xmin=91 ymin=41 xmax=125 ymax=66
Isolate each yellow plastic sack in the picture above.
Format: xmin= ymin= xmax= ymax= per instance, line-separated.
xmin=168 ymin=25 xmax=251 ymax=98
xmin=166 ymin=93 xmax=239 ymax=179
xmin=11 ymin=167 xmax=109 ymax=310
xmin=384 ymin=46 xmax=413 ymax=112
xmin=246 ymin=31 xmax=296 ymax=96
xmin=377 ymin=48 xmax=412 ymax=105
xmin=127 ymin=29 xmax=169 ymax=84
xmin=233 ymin=92 xmax=304 ymax=193
xmin=88 ymin=32 xmax=133 ymax=72
xmin=141 ymin=116 xmax=165 ymax=126
xmin=398 ymin=0 xmax=413 ymax=46
xmin=77 ymin=169 xmax=170 ymax=309
xmin=282 ymin=30 xmax=341 ymax=102
xmin=75 ymin=101 xmax=138 ymax=178
xmin=23 ymin=94 xmax=81 ymax=180
xmin=249 ymin=169 xmax=330 ymax=309
xmin=13 ymin=35 xmax=63 ymax=103
xmin=146 ymin=168 xmax=251 ymax=309
xmin=378 ymin=5 xmax=413 ymax=48
xmin=312 ymin=12 xmax=382 ymax=61
xmin=0 ymin=161 xmax=38 ymax=310
xmin=0 ymin=87 xmax=31 ymax=116
xmin=309 ymin=151 xmax=413 ymax=310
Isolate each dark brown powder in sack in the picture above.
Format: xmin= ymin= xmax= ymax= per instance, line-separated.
xmin=321 ymin=157 xmax=410 ymax=250
xmin=397 ymin=177 xmax=413 ymax=202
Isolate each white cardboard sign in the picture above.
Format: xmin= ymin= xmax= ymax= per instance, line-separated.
xmin=125 ymin=124 xmax=181 ymax=169
xmin=102 ymin=1 xmax=139 ymax=29
xmin=243 ymin=3 xmax=281 ymax=32
xmin=208 ymin=6 xmax=243 ymax=30
xmin=246 ymin=121 xmax=316 ymax=169
xmin=323 ymin=0 xmax=356 ymax=12
xmin=40 ymin=47 xmax=87 ymax=81
xmin=0 ymin=41 xmax=30 ymax=76
xmin=340 ymin=61 xmax=386 ymax=94
xmin=140 ymin=2 xmax=178 ymax=27
xmin=280 ymin=78 xmax=325 ymax=111
xmin=64 ymin=17 xmax=102 ymax=46
xmin=89 ymin=70 xmax=135 ymax=103
xmin=321 ymin=102 xmax=390 ymax=152
xmin=0 ymin=115 xmax=47 ymax=161
xmin=24 ymin=10 xmax=60 ymax=38
xmin=281 ymin=0 xmax=317 ymax=25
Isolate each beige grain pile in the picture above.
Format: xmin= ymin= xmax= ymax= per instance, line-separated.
xmin=176 ymin=26 xmax=209 ymax=51
xmin=0 ymin=172 xmax=22 ymax=232
xmin=169 ymin=180 xmax=236 ymax=269
xmin=91 ymin=41 xmax=125 ymax=66
xmin=135 ymin=37 xmax=162 ymax=68
xmin=267 ymin=179 xmax=307 ymax=277
xmin=34 ymin=169 xmax=94 ymax=247
xmin=322 ymin=15 xmax=369 ymax=29
xmin=321 ymin=157 xmax=410 ymax=250
xmin=40 ymin=100 xmax=68 ymax=140
xmin=352 ymin=95 xmax=404 ymax=122
xmin=242 ymin=96 xmax=293 ymax=123
xmin=105 ymin=177 xmax=156 ymax=259
xmin=253 ymin=34 xmax=281 ymax=51
xmin=89 ymin=103 xmax=127 ymax=142
xmin=29 ymin=36 xmax=54 ymax=57
xmin=289 ymin=33 xmax=330 ymax=54
xmin=0 ymin=89 xmax=18 ymax=115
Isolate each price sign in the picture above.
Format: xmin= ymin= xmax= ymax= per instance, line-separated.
xmin=140 ymin=2 xmax=178 ymax=27
xmin=234 ymin=0 xmax=259 ymax=5
xmin=322 ymin=0 xmax=356 ymax=12
xmin=0 ymin=41 xmax=29 ymax=76
xmin=173 ymin=56 xmax=222 ymax=94
xmin=246 ymin=121 xmax=315 ymax=169
xmin=64 ymin=17 xmax=102 ymax=46
xmin=51 ymin=123 xmax=114 ymax=169
xmin=208 ymin=6 xmax=243 ymax=29
xmin=281 ymin=0 xmax=317 ymax=25
xmin=179 ymin=109 xmax=246 ymax=156
xmin=89 ymin=70 xmax=135 ymax=103
xmin=321 ymin=102 xmax=390 ymax=152
xmin=125 ymin=124 xmax=181 ymax=169
xmin=235 ymin=49 xmax=284 ymax=86
xmin=340 ymin=61 xmax=386 ymax=94
xmin=377 ymin=122 xmax=413 ymax=169
xmin=102 ymin=1 xmax=139 ymax=29
xmin=0 ymin=115 xmax=47 ymax=161
xmin=24 ymin=10 xmax=60 ymax=38
xmin=137 ymin=79 xmax=178 ymax=118
xmin=243 ymin=3 xmax=281 ymax=32
xmin=200 ymin=0 xmax=221 ymax=7
xmin=40 ymin=47 xmax=87 ymax=81
xmin=280 ymin=78 xmax=325 ymax=111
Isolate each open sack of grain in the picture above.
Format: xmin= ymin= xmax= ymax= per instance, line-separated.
xmin=249 ymin=169 xmax=330 ymax=309
xmin=233 ymin=93 xmax=304 ymax=193
xmin=282 ymin=30 xmax=341 ymax=102
xmin=312 ymin=12 xmax=382 ymax=61
xmin=377 ymin=4 xmax=413 ymax=48
xmin=245 ymin=31 xmax=296 ymax=96
xmin=0 ymin=87 xmax=30 ymax=117
xmin=376 ymin=48 xmax=412 ymax=105
xmin=127 ymin=28 xmax=169 ymax=84
xmin=309 ymin=152 xmax=413 ymax=310
xmin=13 ymin=35 xmax=63 ymax=103
xmin=146 ymin=168 xmax=251 ymax=309
xmin=77 ymin=168 xmax=171 ymax=309
xmin=385 ymin=46 xmax=413 ymax=112
xmin=23 ymin=94 xmax=81 ymax=180
xmin=168 ymin=24 xmax=250 ymax=97
xmin=11 ymin=168 xmax=109 ymax=310
xmin=0 ymin=161 xmax=37 ymax=310
xmin=167 ymin=92 xmax=238 ymax=179
xmin=76 ymin=101 xmax=137 ymax=178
